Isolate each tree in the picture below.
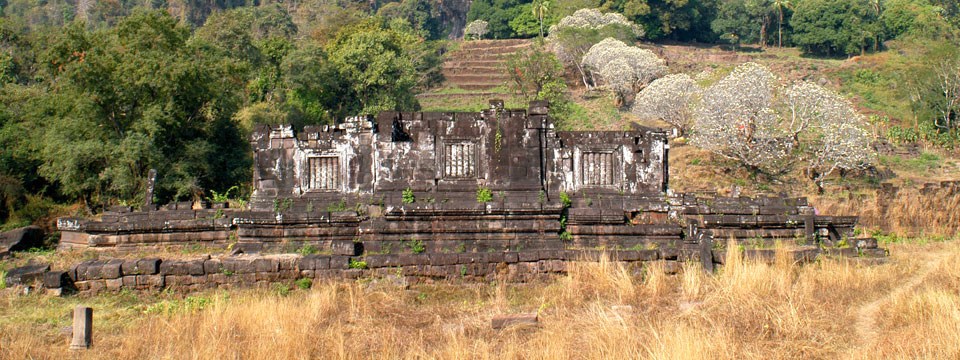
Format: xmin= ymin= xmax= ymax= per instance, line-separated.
xmin=581 ymin=37 xmax=666 ymax=104
xmin=376 ymin=0 xmax=444 ymax=40
xmin=631 ymin=73 xmax=699 ymax=135
xmin=782 ymin=81 xmax=874 ymax=191
xmin=324 ymin=19 xmax=421 ymax=117
xmin=533 ymin=0 xmax=550 ymax=38
xmin=34 ymin=11 xmax=249 ymax=203
xmin=692 ymin=62 xmax=792 ymax=174
xmin=503 ymin=44 xmax=565 ymax=98
xmin=772 ymin=0 xmax=792 ymax=47
xmin=691 ymin=62 xmax=875 ymax=186
xmin=599 ymin=0 xmax=720 ymax=41
xmin=502 ymin=44 xmax=576 ymax=127
xmin=745 ymin=0 xmax=776 ymax=48
xmin=546 ymin=8 xmax=643 ymax=88
xmin=929 ymin=56 xmax=960 ymax=133
xmin=466 ymin=0 xmax=526 ymax=39
xmin=712 ymin=0 xmax=777 ymax=47
xmin=882 ymin=0 xmax=958 ymax=40
xmin=791 ymin=0 xmax=882 ymax=56
xmin=464 ymin=19 xmax=489 ymax=39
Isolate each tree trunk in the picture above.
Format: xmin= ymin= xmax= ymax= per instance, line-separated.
xmin=760 ymin=21 xmax=767 ymax=48
xmin=778 ymin=8 xmax=783 ymax=48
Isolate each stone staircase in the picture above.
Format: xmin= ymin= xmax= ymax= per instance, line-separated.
xmin=437 ymin=39 xmax=533 ymax=91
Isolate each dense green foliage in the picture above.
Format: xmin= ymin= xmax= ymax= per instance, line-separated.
xmin=791 ymin=0 xmax=882 ymax=56
xmin=0 ymin=6 xmax=442 ymax=226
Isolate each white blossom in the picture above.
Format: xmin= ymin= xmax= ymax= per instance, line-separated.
xmin=690 ymin=62 xmax=875 ymax=184
xmin=464 ymin=20 xmax=489 ymax=40
xmin=548 ymin=8 xmax=644 ymax=37
xmin=691 ymin=62 xmax=791 ymax=173
xmin=785 ymin=81 xmax=875 ymax=188
xmin=631 ymin=73 xmax=700 ymax=135
xmin=545 ymin=9 xmax=644 ymax=88
xmin=581 ymin=38 xmax=666 ymax=102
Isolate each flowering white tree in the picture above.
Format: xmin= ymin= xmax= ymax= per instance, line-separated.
xmin=581 ymin=38 xmax=666 ymax=104
xmin=691 ymin=62 xmax=793 ymax=173
xmin=631 ymin=73 xmax=700 ymax=136
xmin=464 ymin=20 xmax=489 ymax=40
xmin=690 ymin=62 xmax=875 ymax=187
xmin=783 ymin=81 xmax=875 ymax=191
xmin=546 ymin=9 xmax=644 ymax=88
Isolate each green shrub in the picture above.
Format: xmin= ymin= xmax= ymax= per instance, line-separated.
xmin=349 ymin=259 xmax=367 ymax=269
xmin=402 ymin=187 xmax=415 ymax=204
xmin=295 ymin=277 xmax=312 ymax=290
xmin=476 ymin=185 xmax=493 ymax=203
xmin=559 ymin=191 xmax=572 ymax=208
xmin=296 ymin=243 xmax=320 ymax=255
xmin=327 ymin=199 xmax=347 ymax=212
xmin=406 ymin=239 xmax=425 ymax=253
xmin=273 ymin=198 xmax=293 ymax=213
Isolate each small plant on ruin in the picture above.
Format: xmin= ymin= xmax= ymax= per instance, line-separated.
xmin=220 ymin=267 xmax=235 ymax=276
xmin=402 ymin=187 xmax=415 ymax=204
xmin=297 ymin=243 xmax=320 ymax=255
xmin=836 ymin=237 xmax=849 ymax=248
xmin=559 ymin=191 xmax=571 ymax=208
xmin=381 ymin=242 xmax=393 ymax=254
xmin=327 ymin=199 xmax=347 ymax=212
xmin=274 ymin=283 xmax=292 ymax=296
xmin=559 ymin=231 xmax=573 ymax=241
xmin=456 ymin=242 xmax=466 ymax=252
xmin=213 ymin=209 xmax=224 ymax=219
xmin=0 ymin=270 xmax=6 ymax=289
xmin=349 ymin=259 xmax=367 ymax=269
xmin=460 ymin=266 xmax=467 ymax=278
xmin=295 ymin=278 xmax=312 ymax=290
xmin=306 ymin=202 xmax=314 ymax=213
xmin=406 ymin=238 xmax=425 ymax=254
xmin=207 ymin=185 xmax=239 ymax=203
xmin=538 ymin=190 xmax=545 ymax=203
xmin=273 ymin=198 xmax=293 ymax=213
xmin=476 ymin=185 xmax=493 ymax=203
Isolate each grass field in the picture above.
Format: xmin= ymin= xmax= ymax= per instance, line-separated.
xmin=2 ymin=237 xmax=958 ymax=359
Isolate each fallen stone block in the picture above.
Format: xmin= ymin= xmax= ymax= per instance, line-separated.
xmin=0 ymin=225 xmax=44 ymax=257
xmin=491 ymin=313 xmax=538 ymax=329
xmin=5 ymin=263 xmax=51 ymax=286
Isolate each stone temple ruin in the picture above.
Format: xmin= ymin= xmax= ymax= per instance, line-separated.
xmin=43 ymin=100 xmax=884 ymax=294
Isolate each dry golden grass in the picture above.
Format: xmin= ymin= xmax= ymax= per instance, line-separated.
xmin=813 ymin=185 xmax=960 ymax=237
xmin=2 ymin=240 xmax=959 ymax=359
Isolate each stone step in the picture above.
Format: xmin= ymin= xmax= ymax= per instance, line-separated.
xmin=441 ymin=73 xmax=509 ymax=83
xmin=458 ymin=39 xmax=532 ymax=50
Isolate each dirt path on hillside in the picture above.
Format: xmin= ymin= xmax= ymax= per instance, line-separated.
xmin=845 ymin=251 xmax=945 ymax=358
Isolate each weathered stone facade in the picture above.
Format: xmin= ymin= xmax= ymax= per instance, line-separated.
xmin=56 ymin=101 xmax=868 ymax=280
xmin=248 ymin=100 xmax=667 ymax=206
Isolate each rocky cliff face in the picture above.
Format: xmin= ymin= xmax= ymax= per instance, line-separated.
xmin=438 ymin=0 xmax=472 ymax=39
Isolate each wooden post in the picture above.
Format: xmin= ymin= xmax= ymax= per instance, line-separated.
xmin=70 ymin=306 xmax=92 ymax=350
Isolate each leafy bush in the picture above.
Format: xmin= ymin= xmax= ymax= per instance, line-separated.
xmin=559 ymin=191 xmax=572 ymax=208
xmin=295 ymin=277 xmax=312 ymax=290
xmin=296 ymin=243 xmax=320 ymax=255
xmin=406 ymin=238 xmax=426 ymax=253
xmin=476 ymin=185 xmax=493 ymax=203
xmin=402 ymin=187 xmax=415 ymax=204
xmin=349 ymin=259 xmax=367 ymax=269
